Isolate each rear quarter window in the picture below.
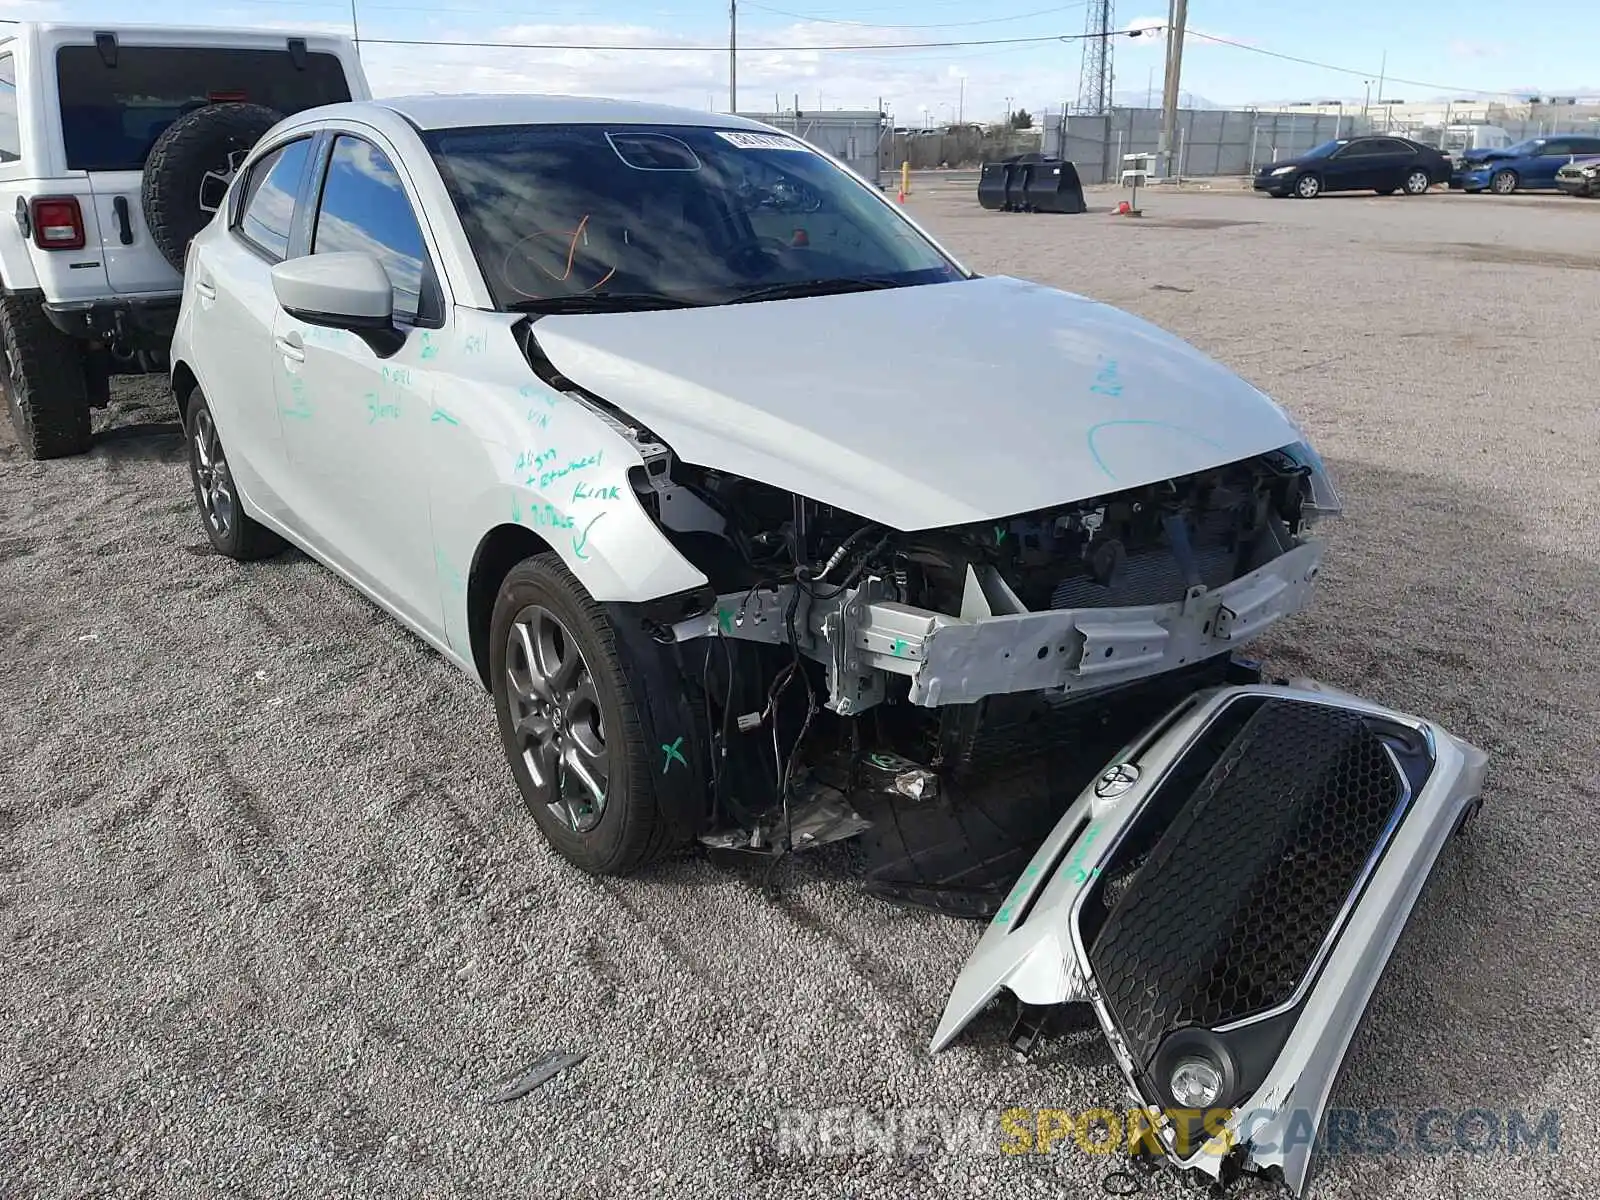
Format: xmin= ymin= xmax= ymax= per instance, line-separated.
xmin=0 ymin=55 xmax=19 ymax=163
xmin=55 ymin=45 xmax=350 ymax=172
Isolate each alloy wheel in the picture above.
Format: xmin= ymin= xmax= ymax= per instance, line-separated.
xmin=191 ymin=408 xmax=235 ymax=537
xmin=505 ymin=604 xmax=609 ymax=834
xmin=198 ymin=150 xmax=248 ymax=215
xmin=1492 ymin=171 xmax=1517 ymax=195
xmin=1406 ymin=170 xmax=1431 ymax=194
xmin=1296 ymin=174 xmax=1320 ymax=199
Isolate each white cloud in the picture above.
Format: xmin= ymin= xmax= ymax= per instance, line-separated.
xmin=344 ymin=20 xmax=1077 ymax=122
xmin=1446 ymin=39 xmax=1505 ymax=61
xmin=216 ymin=14 xmax=1092 ymax=122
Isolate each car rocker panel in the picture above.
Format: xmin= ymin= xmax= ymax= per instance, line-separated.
xmin=932 ymin=680 xmax=1488 ymax=1197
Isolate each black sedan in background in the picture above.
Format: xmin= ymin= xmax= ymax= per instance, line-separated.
xmin=1253 ymin=135 xmax=1452 ymax=198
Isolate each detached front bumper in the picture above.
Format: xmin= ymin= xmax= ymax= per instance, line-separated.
xmin=932 ymin=681 xmax=1488 ymax=1196
xmin=1556 ymin=177 xmax=1596 ymax=196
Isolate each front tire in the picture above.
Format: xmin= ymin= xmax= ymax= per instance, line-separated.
xmin=489 ymin=553 xmax=676 ymax=876
xmin=0 ymin=293 xmax=91 ymax=459
xmin=185 ymin=392 xmax=284 ymax=560
xmin=1294 ymin=172 xmax=1322 ymax=199
xmin=1403 ymin=169 xmax=1433 ymax=195
xmin=1490 ymin=169 xmax=1519 ymax=195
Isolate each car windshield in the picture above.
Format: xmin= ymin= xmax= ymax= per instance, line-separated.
xmin=423 ymin=123 xmax=965 ymax=311
xmin=1303 ymin=140 xmax=1345 ymax=159
xmin=1503 ymin=139 xmax=1544 ymax=156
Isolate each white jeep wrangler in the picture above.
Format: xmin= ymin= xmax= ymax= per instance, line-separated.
xmin=0 ymin=22 xmax=368 ymax=458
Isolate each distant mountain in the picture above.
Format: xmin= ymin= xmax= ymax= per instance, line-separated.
xmin=1110 ymin=90 xmax=1222 ymax=109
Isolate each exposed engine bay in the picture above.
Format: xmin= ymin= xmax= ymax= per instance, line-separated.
xmin=573 ymin=376 xmax=1339 ymax=908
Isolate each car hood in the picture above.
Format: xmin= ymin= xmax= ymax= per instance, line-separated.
xmin=530 ymin=275 xmax=1302 ymax=531
xmin=1460 ymin=148 xmax=1516 ymax=164
xmin=1258 ymin=155 xmax=1317 ymax=172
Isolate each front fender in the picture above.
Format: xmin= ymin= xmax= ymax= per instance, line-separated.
xmin=423 ymin=315 xmax=707 ymax=657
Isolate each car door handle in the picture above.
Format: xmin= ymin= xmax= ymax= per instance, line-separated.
xmin=194 ymin=276 xmax=216 ymax=300
xmin=111 ymin=196 xmax=134 ymax=246
xmin=275 ymin=333 xmax=305 ymax=363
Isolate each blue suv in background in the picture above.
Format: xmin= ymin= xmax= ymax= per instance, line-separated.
xmin=1451 ymin=135 xmax=1600 ymax=194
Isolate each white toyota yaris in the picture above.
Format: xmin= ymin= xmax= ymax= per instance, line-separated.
xmin=172 ymin=92 xmax=1343 ymax=877
xmin=172 ymin=96 xmax=1491 ymax=1197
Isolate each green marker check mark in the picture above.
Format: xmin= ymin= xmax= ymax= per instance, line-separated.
xmin=572 ymin=511 xmax=605 ymax=561
xmin=661 ymin=737 xmax=687 ymax=775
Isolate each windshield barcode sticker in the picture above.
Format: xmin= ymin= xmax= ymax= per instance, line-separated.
xmin=715 ymin=131 xmax=812 ymax=152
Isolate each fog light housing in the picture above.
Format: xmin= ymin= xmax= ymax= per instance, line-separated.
xmin=1169 ymin=1056 xmax=1224 ymax=1107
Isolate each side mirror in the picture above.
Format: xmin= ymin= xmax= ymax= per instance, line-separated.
xmin=271 ymin=252 xmax=404 ymax=356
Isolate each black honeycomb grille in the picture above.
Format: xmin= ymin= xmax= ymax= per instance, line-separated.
xmin=1085 ymin=698 xmax=1407 ymax=1070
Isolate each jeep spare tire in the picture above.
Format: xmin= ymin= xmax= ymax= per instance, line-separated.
xmin=142 ymin=103 xmax=284 ymax=272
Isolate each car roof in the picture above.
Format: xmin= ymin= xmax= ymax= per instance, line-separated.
xmin=361 ymin=94 xmax=775 ymax=132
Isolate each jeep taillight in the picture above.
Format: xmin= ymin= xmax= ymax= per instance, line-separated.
xmin=30 ymin=197 xmax=86 ymax=251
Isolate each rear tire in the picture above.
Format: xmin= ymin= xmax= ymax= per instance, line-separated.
xmin=489 ymin=553 xmax=679 ymax=876
xmin=0 ymin=292 xmax=91 ymax=459
xmin=1403 ymin=169 xmax=1432 ymax=195
xmin=185 ymin=391 xmax=285 ymax=561
xmin=143 ymin=102 xmax=285 ymax=273
xmin=1490 ymin=169 xmax=1519 ymax=195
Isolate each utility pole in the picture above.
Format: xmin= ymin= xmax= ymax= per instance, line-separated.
xmin=729 ymin=0 xmax=738 ymax=114
xmin=958 ymin=76 xmax=965 ymax=123
xmin=349 ymin=0 xmax=362 ymax=56
xmin=1156 ymin=0 xmax=1188 ymax=178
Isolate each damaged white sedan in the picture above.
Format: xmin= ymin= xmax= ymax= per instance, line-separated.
xmin=170 ymin=94 xmax=1488 ymax=1196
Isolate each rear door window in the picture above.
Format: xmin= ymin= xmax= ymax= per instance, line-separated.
xmin=236 ymin=137 xmax=313 ymax=261
xmin=55 ymin=45 xmax=350 ymax=172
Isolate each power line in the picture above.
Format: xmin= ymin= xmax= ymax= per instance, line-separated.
xmin=360 ymin=30 xmax=1100 ymax=52
xmin=1183 ymin=30 xmax=1518 ymax=100
xmin=742 ymin=1 xmax=1087 ymax=30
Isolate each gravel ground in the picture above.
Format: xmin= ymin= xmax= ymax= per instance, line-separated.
xmin=3 ymin=183 xmax=1598 ymax=1200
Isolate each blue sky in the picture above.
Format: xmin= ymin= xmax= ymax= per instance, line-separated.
xmin=10 ymin=0 xmax=1600 ymax=120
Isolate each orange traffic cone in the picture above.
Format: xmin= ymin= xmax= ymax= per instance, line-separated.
xmin=897 ymin=190 xmax=906 ymax=203
xmin=1115 ymin=200 xmax=1131 ymax=215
